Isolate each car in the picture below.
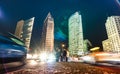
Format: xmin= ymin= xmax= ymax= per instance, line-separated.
xmin=81 ymin=52 xmax=120 ymax=64
xmin=0 ymin=33 xmax=27 ymax=64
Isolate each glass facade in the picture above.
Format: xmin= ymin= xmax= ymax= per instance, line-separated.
xmin=68 ymin=12 xmax=84 ymax=56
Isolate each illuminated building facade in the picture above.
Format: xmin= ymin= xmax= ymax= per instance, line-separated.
xmin=68 ymin=12 xmax=84 ymax=56
xmin=15 ymin=20 xmax=24 ymax=39
xmin=15 ymin=17 xmax=34 ymax=48
xmin=102 ymin=39 xmax=112 ymax=52
xmin=103 ymin=16 xmax=120 ymax=53
xmin=40 ymin=12 xmax=54 ymax=53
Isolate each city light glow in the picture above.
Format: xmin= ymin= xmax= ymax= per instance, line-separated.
xmin=39 ymin=52 xmax=47 ymax=62
xmin=62 ymin=44 xmax=65 ymax=47
xmin=81 ymin=52 xmax=120 ymax=64
xmin=32 ymin=54 xmax=38 ymax=59
xmin=39 ymin=51 xmax=56 ymax=63
xmin=29 ymin=60 xmax=37 ymax=65
xmin=47 ymin=54 xmax=56 ymax=63
xmin=81 ymin=56 xmax=96 ymax=63
xmin=27 ymin=54 xmax=32 ymax=59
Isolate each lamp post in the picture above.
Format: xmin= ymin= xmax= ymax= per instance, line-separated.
xmin=62 ymin=44 xmax=65 ymax=48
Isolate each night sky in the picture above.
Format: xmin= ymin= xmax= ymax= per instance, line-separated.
xmin=0 ymin=0 xmax=120 ymax=49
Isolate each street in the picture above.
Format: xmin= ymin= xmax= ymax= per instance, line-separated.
xmin=1 ymin=59 xmax=120 ymax=74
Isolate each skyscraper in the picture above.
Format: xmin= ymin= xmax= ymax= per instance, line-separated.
xmin=103 ymin=16 xmax=120 ymax=53
xmin=40 ymin=12 xmax=54 ymax=53
xmin=15 ymin=17 xmax=34 ymax=48
xmin=68 ymin=12 xmax=84 ymax=56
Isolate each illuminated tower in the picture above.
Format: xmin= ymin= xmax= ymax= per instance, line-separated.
xmin=40 ymin=12 xmax=54 ymax=53
xmin=15 ymin=17 xmax=34 ymax=48
xmin=103 ymin=16 xmax=120 ymax=53
xmin=68 ymin=12 xmax=84 ymax=56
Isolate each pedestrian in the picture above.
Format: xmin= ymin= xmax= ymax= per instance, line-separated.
xmin=62 ymin=49 xmax=68 ymax=62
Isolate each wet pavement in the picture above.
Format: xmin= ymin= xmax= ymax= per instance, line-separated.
xmin=2 ymin=60 xmax=120 ymax=74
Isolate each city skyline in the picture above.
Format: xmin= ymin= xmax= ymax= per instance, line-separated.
xmin=1 ymin=0 xmax=120 ymax=49
xmin=1 ymin=1 xmax=120 ymax=73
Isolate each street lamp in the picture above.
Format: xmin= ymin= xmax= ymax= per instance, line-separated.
xmin=62 ymin=44 xmax=65 ymax=48
xmin=61 ymin=43 xmax=66 ymax=52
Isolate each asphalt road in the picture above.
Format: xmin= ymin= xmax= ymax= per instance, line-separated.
xmin=0 ymin=61 xmax=25 ymax=73
xmin=1 ymin=60 xmax=120 ymax=74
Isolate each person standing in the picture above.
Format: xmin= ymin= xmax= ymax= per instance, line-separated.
xmin=62 ymin=49 xmax=68 ymax=62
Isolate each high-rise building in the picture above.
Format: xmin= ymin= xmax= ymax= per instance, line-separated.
xmin=102 ymin=39 xmax=112 ymax=52
xmin=103 ymin=16 xmax=120 ymax=53
xmin=15 ymin=17 xmax=34 ymax=48
xmin=68 ymin=12 xmax=84 ymax=56
xmin=40 ymin=12 xmax=54 ymax=53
